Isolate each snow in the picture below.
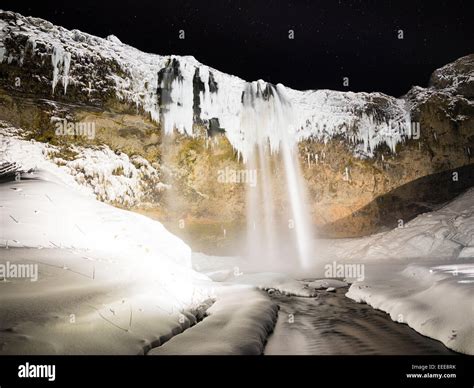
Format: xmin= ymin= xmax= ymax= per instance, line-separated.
xmin=0 ymin=169 xmax=283 ymax=355
xmin=0 ymin=146 xmax=283 ymax=355
xmin=0 ymin=123 xmax=284 ymax=355
xmin=318 ymin=188 xmax=474 ymax=263
xmin=0 ymin=10 xmax=472 ymax=355
xmin=51 ymin=44 xmax=71 ymax=95
xmin=429 ymin=54 xmax=474 ymax=93
xmin=192 ymin=252 xmax=315 ymax=296
xmin=228 ymin=273 xmax=316 ymax=297
xmin=330 ymin=189 xmax=474 ymax=354
xmin=346 ymin=260 xmax=474 ymax=355
xmin=287 ymin=88 xmax=412 ymax=157
xmin=459 ymin=246 xmax=474 ymax=258
xmin=106 ymin=35 xmax=122 ymax=45
xmin=0 ymin=10 xmax=416 ymax=161
xmin=0 ymin=124 xmax=166 ymax=206
xmin=149 ymin=285 xmax=278 ymax=355
xmin=1 ymin=170 xmax=191 ymax=267
xmin=308 ymin=279 xmax=348 ymax=290
xmin=192 ymin=189 xmax=474 ymax=354
xmin=2 ymin=133 xmax=472 ymax=355
xmin=0 ymin=166 xmax=218 ymax=354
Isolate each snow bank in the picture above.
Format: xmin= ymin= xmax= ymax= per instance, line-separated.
xmin=346 ymin=261 xmax=474 ymax=354
xmin=335 ymin=189 xmax=474 ymax=355
xmin=192 ymin=252 xmax=315 ymax=296
xmin=308 ymin=279 xmax=348 ymax=290
xmin=319 ymin=188 xmax=474 ymax=263
xmin=1 ymin=169 xmax=191 ymax=267
xmin=0 ymin=247 xmax=211 ymax=355
xmin=0 ymin=168 xmax=214 ymax=354
xmin=0 ymin=128 xmax=283 ymax=355
xmin=228 ymin=273 xmax=316 ymax=297
xmin=148 ymin=286 xmax=278 ymax=355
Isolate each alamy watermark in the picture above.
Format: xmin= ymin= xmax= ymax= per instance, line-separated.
xmin=18 ymin=363 xmax=55 ymax=382
xmin=54 ymin=119 xmax=96 ymax=140
xmin=378 ymin=121 xmax=421 ymax=140
xmin=0 ymin=261 xmax=38 ymax=282
xmin=217 ymin=166 xmax=257 ymax=187
xmin=324 ymin=261 xmax=365 ymax=282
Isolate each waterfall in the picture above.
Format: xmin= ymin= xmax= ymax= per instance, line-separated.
xmin=241 ymin=81 xmax=314 ymax=271
xmin=150 ymin=59 xmax=408 ymax=271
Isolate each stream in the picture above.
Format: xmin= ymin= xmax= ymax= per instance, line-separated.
xmin=264 ymin=287 xmax=456 ymax=355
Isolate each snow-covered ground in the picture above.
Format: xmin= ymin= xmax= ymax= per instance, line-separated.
xmin=149 ymin=285 xmax=278 ymax=355
xmin=0 ymin=166 xmax=209 ymax=353
xmin=317 ymin=188 xmax=473 ymax=263
xmin=192 ymin=252 xmax=317 ymax=296
xmin=0 ymin=158 xmax=280 ymax=355
xmin=321 ymin=188 xmax=474 ymax=354
xmin=346 ymin=260 xmax=474 ymax=355
xmin=1 ymin=140 xmax=472 ymax=355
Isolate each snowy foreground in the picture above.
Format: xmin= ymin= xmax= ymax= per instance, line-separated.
xmin=346 ymin=261 xmax=474 ymax=355
xmin=0 ymin=168 xmax=283 ymax=354
xmin=1 ymin=130 xmax=473 ymax=354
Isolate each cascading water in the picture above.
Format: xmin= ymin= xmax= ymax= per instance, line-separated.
xmin=241 ymin=81 xmax=314 ymax=271
xmin=151 ymin=58 xmax=408 ymax=271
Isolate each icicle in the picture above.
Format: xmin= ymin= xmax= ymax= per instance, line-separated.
xmin=62 ymin=51 xmax=71 ymax=94
xmin=344 ymin=166 xmax=350 ymax=182
xmin=51 ymin=44 xmax=72 ymax=95
xmin=51 ymin=45 xmax=63 ymax=93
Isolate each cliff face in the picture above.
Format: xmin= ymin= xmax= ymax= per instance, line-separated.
xmin=303 ymin=56 xmax=474 ymax=237
xmin=0 ymin=10 xmax=413 ymax=159
xmin=0 ymin=10 xmax=473 ymax=250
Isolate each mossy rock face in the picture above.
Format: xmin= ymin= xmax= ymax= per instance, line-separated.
xmin=47 ymin=146 xmax=80 ymax=162
xmin=298 ymin=83 xmax=473 ymax=236
xmin=159 ymin=129 xmax=247 ymax=223
xmin=74 ymin=109 xmax=162 ymax=161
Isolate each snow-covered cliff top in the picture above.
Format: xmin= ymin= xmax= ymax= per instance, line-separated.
xmin=0 ymin=10 xmax=471 ymax=161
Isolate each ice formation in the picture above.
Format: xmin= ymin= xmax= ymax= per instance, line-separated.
xmin=0 ymin=10 xmax=414 ymax=161
xmin=51 ymin=44 xmax=71 ymax=95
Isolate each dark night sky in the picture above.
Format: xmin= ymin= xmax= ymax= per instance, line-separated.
xmin=2 ymin=0 xmax=473 ymax=96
